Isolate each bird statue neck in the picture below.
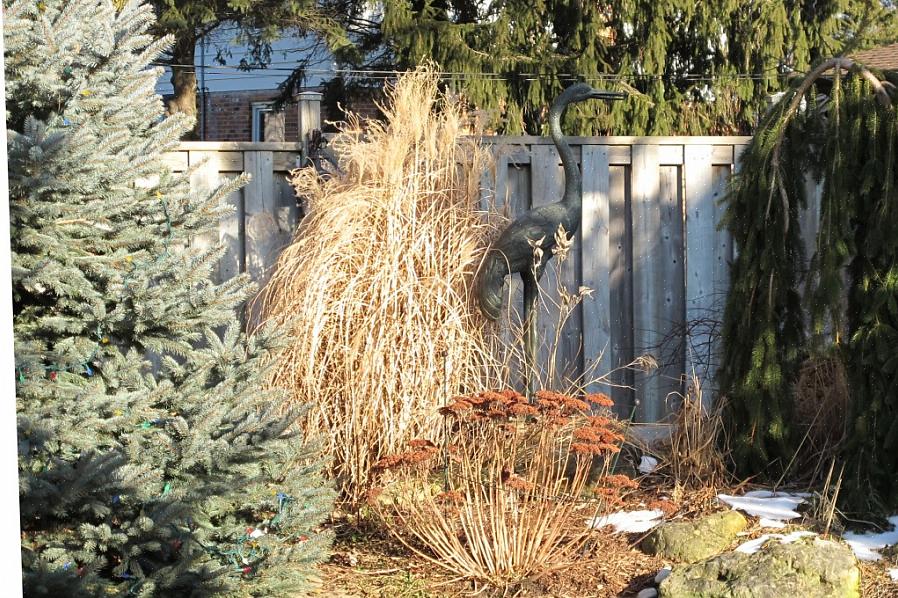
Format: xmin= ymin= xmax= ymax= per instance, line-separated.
xmin=548 ymin=103 xmax=581 ymax=211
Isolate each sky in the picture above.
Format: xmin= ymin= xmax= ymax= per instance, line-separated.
xmin=154 ymin=25 xmax=335 ymax=95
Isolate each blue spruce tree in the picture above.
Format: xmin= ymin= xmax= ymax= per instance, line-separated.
xmin=7 ymin=0 xmax=334 ymax=595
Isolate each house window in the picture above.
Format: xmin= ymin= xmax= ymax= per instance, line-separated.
xmin=251 ymin=102 xmax=286 ymax=142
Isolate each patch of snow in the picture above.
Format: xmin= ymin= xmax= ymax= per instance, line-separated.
xmin=735 ymin=531 xmax=817 ymax=554
xmin=888 ymin=568 xmax=898 ymax=582
xmin=717 ymin=491 xmax=805 ymax=525
xmin=842 ymin=515 xmax=898 ymax=561
xmin=636 ymin=588 xmax=658 ymax=598
xmin=638 ymin=455 xmax=658 ymax=474
xmin=587 ymin=509 xmax=664 ymax=533
xmin=654 ymin=566 xmax=672 ymax=584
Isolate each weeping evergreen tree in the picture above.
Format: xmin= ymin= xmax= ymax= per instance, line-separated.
xmin=7 ymin=0 xmax=334 ymax=595
xmin=365 ymin=0 xmax=895 ymax=135
xmin=719 ymin=56 xmax=898 ymax=511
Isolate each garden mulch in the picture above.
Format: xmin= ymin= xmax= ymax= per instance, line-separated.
xmin=311 ymin=482 xmax=898 ymax=597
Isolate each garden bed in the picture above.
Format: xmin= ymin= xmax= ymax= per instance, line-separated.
xmin=311 ymin=477 xmax=898 ymax=597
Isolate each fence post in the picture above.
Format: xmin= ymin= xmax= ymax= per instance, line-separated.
xmin=297 ymin=91 xmax=322 ymax=165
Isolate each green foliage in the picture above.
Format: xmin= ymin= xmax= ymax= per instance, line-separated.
xmin=7 ymin=0 xmax=334 ymax=594
xmin=371 ymin=0 xmax=895 ymax=135
xmin=717 ymin=84 xmax=811 ymax=474
xmin=719 ymin=59 xmax=898 ymax=511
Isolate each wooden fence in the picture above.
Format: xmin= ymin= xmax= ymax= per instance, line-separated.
xmin=167 ymin=136 xmax=753 ymax=423
xmin=479 ymin=136 xmax=751 ymax=421
xmin=162 ymin=142 xmax=303 ymax=292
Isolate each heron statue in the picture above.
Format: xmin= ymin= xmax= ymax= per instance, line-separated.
xmin=476 ymin=83 xmax=626 ymax=398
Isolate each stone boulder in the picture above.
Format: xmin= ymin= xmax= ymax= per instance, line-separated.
xmin=659 ymin=537 xmax=860 ymax=598
xmin=642 ymin=511 xmax=748 ymax=562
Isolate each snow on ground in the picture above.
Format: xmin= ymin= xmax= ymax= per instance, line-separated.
xmin=717 ymin=490 xmax=806 ymax=527
xmin=889 ymin=569 xmax=898 ymax=582
xmin=638 ymin=455 xmax=658 ymax=474
xmin=735 ymin=531 xmax=817 ymax=554
xmin=587 ymin=509 xmax=664 ymax=533
xmin=842 ymin=515 xmax=898 ymax=561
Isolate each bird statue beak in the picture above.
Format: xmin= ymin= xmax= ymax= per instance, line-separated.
xmin=588 ymin=90 xmax=627 ymax=101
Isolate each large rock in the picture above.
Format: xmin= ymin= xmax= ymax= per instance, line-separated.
xmin=642 ymin=511 xmax=748 ymax=562
xmin=659 ymin=537 xmax=860 ymax=598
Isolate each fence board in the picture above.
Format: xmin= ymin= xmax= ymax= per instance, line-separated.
xmin=500 ymin=163 xmax=531 ymax=388
xmin=274 ymin=174 xmax=300 ymax=235
xmin=273 ymin=152 xmax=303 ymax=172
xmin=244 ymin=151 xmax=278 ymax=284
xmin=684 ymin=145 xmax=716 ymax=404
xmin=609 ymin=165 xmax=634 ymax=417
xmin=563 ymin=194 xmax=584 ymax=389
xmin=658 ymin=164 xmax=686 ymax=412
xmin=710 ymin=165 xmax=732 ymax=388
xmin=631 ymin=144 xmax=663 ymax=421
xmin=218 ymin=175 xmax=243 ymax=284
xmin=581 ymin=146 xmax=612 ymax=393
xmin=530 ymin=145 xmax=565 ymax=389
xmin=187 ymin=151 xmax=221 ymax=259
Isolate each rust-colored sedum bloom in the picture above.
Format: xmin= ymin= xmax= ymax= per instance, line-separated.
xmin=585 ymin=393 xmax=614 ymax=408
xmin=602 ymin=474 xmax=639 ymax=489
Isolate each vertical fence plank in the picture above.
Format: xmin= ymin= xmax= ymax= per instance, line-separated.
xmin=218 ymin=174 xmax=244 ymax=284
xmin=244 ymin=151 xmax=276 ymax=326
xmin=609 ymin=164 xmax=635 ymax=417
xmin=188 ymin=151 xmax=221 ymax=260
xmin=631 ymin=144 xmax=663 ymax=421
xmin=494 ymin=153 xmax=509 ymax=213
xmin=479 ymin=148 xmax=507 ymax=213
xmin=800 ymin=172 xmax=822 ymax=279
xmin=530 ymin=144 xmax=567 ymax=389
xmin=710 ymin=165 xmax=732 ymax=386
xmin=658 ymin=164 xmax=686 ymax=412
xmin=496 ymin=161 xmax=531 ymax=388
xmin=244 ymin=151 xmax=277 ymax=279
xmin=563 ymin=188 xmax=585 ymax=389
xmin=684 ymin=145 xmax=716 ymax=404
xmin=274 ymin=173 xmax=299 ymax=241
xmin=732 ymin=145 xmax=748 ymax=261
xmin=582 ymin=145 xmax=612 ymax=393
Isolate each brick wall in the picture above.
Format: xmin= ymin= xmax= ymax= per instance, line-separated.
xmin=199 ymin=90 xmax=299 ymax=141
xmin=197 ymin=88 xmax=384 ymax=142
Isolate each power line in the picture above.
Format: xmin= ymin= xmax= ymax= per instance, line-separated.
xmin=151 ymin=62 xmax=798 ymax=83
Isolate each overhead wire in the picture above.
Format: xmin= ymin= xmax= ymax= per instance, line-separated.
xmin=151 ymin=62 xmax=799 ymax=83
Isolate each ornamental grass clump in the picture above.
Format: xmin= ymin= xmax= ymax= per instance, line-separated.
xmin=370 ymin=389 xmax=633 ymax=590
xmin=258 ymin=67 xmax=501 ymax=503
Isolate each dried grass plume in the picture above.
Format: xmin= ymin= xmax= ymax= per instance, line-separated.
xmin=258 ymin=67 xmax=501 ymax=502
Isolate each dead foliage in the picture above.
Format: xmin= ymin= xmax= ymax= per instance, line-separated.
xmin=652 ymin=375 xmax=729 ymax=493
xmin=258 ymin=67 xmax=502 ymax=503
xmin=790 ymin=355 xmax=850 ymax=483
xmin=369 ymin=389 xmax=634 ymax=593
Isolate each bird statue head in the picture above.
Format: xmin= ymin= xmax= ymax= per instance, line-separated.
xmin=553 ymin=82 xmax=626 ymax=112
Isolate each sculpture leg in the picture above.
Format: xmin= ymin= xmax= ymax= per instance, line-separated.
xmin=523 ymin=272 xmax=538 ymax=402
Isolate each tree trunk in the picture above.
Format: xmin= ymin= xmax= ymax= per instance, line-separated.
xmin=167 ymin=36 xmax=198 ymax=138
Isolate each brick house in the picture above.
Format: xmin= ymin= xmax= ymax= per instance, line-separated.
xmin=195 ymin=86 xmax=381 ymax=142
xmin=156 ymin=25 xmax=382 ymax=142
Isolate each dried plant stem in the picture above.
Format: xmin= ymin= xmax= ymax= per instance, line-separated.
xmin=258 ymin=68 xmax=503 ymax=503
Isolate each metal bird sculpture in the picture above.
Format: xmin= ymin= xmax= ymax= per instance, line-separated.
xmin=476 ymin=83 xmax=626 ymax=397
